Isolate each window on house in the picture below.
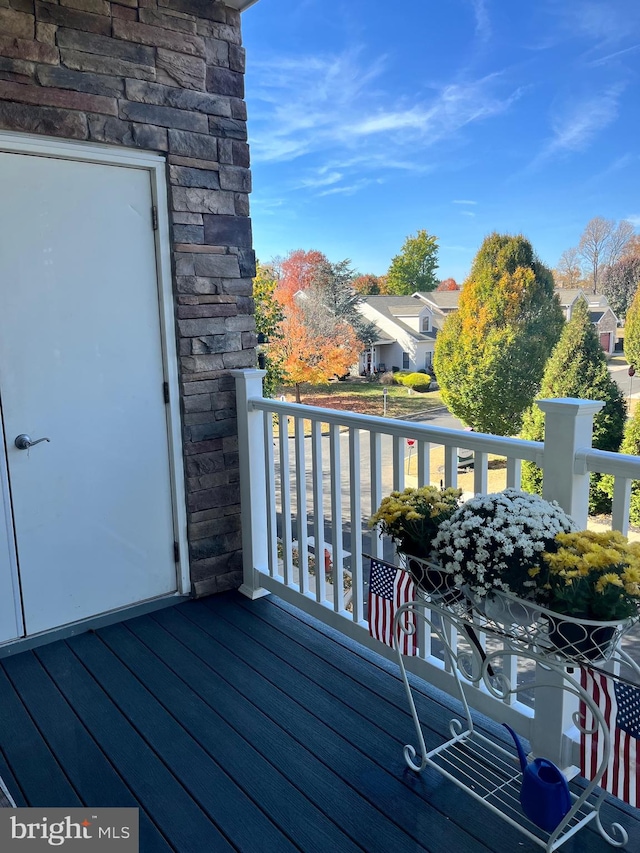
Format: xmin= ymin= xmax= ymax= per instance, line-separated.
xmin=421 ymin=316 xmax=431 ymax=332
xmin=402 ymin=352 xmax=409 ymax=369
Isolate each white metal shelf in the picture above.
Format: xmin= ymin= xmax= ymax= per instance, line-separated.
xmin=393 ymin=587 xmax=639 ymax=852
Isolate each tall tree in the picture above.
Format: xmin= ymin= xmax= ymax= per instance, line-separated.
xmin=271 ymin=301 xmax=361 ymax=403
xmin=601 ymin=257 xmax=640 ymax=320
xmin=623 ymin=286 xmax=640 ymax=369
xmin=436 ymin=277 xmax=460 ymax=291
xmin=622 ymin=233 xmax=640 ymax=261
xmin=553 ymin=247 xmax=584 ymax=289
xmin=607 ymin=220 xmax=636 ymax=266
xmin=307 ymin=258 xmax=378 ymax=346
xmin=274 ymin=248 xmax=328 ymax=307
xmin=386 ymin=229 xmax=439 ymax=294
xmin=353 ymin=273 xmax=387 ymax=295
xmin=577 ymin=218 xmax=635 ymax=293
xmin=520 ymin=298 xmax=626 ymax=512
xmin=434 ymin=233 xmax=564 ymax=435
xmin=578 ymin=217 xmax=613 ymax=294
xmin=253 ymin=261 xmax=285 ymax=397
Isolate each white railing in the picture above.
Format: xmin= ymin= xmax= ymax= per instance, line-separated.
xmin=233 ymin=372 xmax=640 ymax=769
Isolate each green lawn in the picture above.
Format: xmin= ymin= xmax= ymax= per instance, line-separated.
xmin=276 ymin=378 xmax=445 ymax=419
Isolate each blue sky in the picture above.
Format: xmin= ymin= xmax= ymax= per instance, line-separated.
xmin=241 ymin=0 xmax=640 ymax=283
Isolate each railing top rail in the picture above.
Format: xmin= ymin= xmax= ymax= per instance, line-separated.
xmin=249 ymin=397 xmax=543 ymax=463
xmin=583 ymin=447 xmax=640 ymax=478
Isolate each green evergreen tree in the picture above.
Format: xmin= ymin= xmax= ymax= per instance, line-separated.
xmin=599 ymin=410 xmax=640 ymax=524
xmin=521 ymin=298 xmax=626 ymax=513
xmin=624 ymin=285 xmax=640 ymax=370
xmin=386 ymin=230 xmax=439 ymax=295
xmin=308 ymin=259 xmax=377 ymax=345
xmin=434 ymin=233 xmax=564 ymax=435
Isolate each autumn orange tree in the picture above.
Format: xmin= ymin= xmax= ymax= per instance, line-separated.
xmin=272 ymin=301 xmax=361 ymax=402
xmin=436 ymin=277 xmax=459 ymax=291
xmin=353 ymin=273 xmax=388 ymax=295
xmin=434 ymin=233 xmax=564 ymax=435
xmin=274 ymin=248 xmax=328 ymax=307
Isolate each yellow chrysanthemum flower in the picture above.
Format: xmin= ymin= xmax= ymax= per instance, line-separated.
xmin=595 ymin=573 xmax=624 ymax=593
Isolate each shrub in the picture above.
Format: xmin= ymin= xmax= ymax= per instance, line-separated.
xmin=379 ymin=371 xmax=396 ymax=385
xmin=400 ymin=372 xmax=432 ymax=392
xmin=599 ymin=408 xmax=640 ymax=524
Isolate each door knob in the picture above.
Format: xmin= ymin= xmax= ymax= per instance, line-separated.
xmin=14 ymin=434 xmax=50 ymax=451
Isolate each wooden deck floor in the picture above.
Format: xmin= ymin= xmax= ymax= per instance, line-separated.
xmin=0 ymin=591 xmax=638 ymax=852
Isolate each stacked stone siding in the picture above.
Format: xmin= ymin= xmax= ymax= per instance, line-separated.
xmin=0 ymin=0 xmax=256 ymax=595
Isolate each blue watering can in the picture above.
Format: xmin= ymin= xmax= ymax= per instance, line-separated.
xmin=503 ymin=724 xmax=572 ymax=833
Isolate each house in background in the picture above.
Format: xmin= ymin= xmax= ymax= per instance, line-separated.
xmin=357 ymin=295 xmax=443 ymax=374
xmin=555 ymin=289 xmax=619 ymax=354
xmin=414 ymin=289 xmax=461 ymax=316
xmin=0 ymin=0 xmax=258 ymax=647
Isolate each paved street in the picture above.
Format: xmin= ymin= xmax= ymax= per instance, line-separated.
xmin=609 ymin=356 xmax=640 ymax=403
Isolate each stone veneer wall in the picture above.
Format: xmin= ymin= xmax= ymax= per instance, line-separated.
xmin=0 ymin=0 xmax=256 ymax=595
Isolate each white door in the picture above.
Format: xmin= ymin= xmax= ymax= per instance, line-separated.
xmin=0 ymin=152 xmax=177 ymax=635
xmin=0 ymin=426 xmax=22 ymax=643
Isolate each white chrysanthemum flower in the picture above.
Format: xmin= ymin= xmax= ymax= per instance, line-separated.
xmin=433 ymin=488 xmax=576 ymax=601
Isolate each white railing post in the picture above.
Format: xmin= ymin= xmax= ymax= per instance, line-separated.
xmin=537 ymin=398 xmax=604 ymax=528
xmin=531 ymin=397 xmax=604 ymax=768
xmin=232 ymin=369 xmax=270 ymax=600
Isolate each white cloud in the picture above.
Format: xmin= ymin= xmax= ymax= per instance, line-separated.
xmin=249 ymin=197 xmax=286 ymax=216
xmin=470 ymin=0 xmax=491 ymax=44
xmin=318 ymin=179 xmax=376 ymax=197
xmin=532 ymin=85 xmax=623 ymax=165
xmin=461 ymin=210 xmax=476 ymax=217
xmin=453 ymin=199 xmax=477 ymax=205
xmin=247 ymin=49 xmax=522 ymax=197
xmin=587 ymin=42 xmax=640 ymax=67
xmin=296 ymin=171 xmax=343 ymax=189
xmin=627 ymin=214 xmax=640 ymax=229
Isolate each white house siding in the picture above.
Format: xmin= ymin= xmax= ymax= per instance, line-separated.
xmin=358 ymin=302 xmax=435 ymax=373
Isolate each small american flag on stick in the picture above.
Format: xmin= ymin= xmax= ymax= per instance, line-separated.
xmin=580 ymin=667 xmax=640 ymax=807
xmin=368 ymin=558 xmax=417 ymax=655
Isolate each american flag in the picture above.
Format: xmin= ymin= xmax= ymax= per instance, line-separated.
xmin=580 ymin=667 xmax=640 ymax=807
xmin=368 ymin=558 xmax=417 ymax=655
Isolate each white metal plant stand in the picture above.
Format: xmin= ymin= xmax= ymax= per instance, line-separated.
xmin=393 ymin=582 xmax=640 ymax=852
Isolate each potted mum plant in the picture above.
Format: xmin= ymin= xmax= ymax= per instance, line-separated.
xmin=539 ymin=529 xmax=640 ymax=661
xmin=433 ymin=489 xmax=577 ymax=618
xmin=369 ymin=485 xmax=462 ymax=590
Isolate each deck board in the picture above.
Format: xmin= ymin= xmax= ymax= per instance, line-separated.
xmin=175 ymin=600 xmax=509 ymax=853
xmin=1 ymin=650 xmax=172 ymax=852
xmin=35 ymin=640 xmax=234 ymax=853
xmin=148 ymin=604 xmax=436 ymax=852
xmin=0 ymin=590 xmax=637 ymax=853
xmin=95 ymin=620 xmax=353 ymax=853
